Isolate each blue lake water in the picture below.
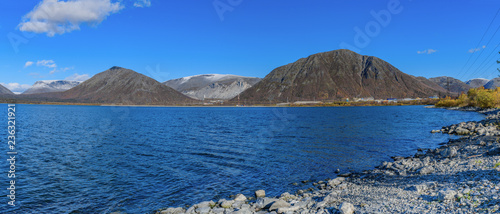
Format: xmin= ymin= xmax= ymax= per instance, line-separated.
xmin=0 ymin=104 xmax=484 ymax=213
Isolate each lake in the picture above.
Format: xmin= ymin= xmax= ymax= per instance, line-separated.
xmin=0 ymin=104 xmax=484 ymax=213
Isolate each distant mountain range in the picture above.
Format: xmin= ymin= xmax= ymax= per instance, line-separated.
xmin=56 ymin=67 xmax=193 ymax=104
xmin=2 ymin=50 xmax=499 ymax=105
xmin=23 ymin=80 xmax=81 ymax=94
xmin=466 ymin=78 xmax=489 ymax=88
xmin=18 ymin=67 xmax=194 ymax=105
xmin=428 ymin=76 xmax=471 ymax=94
xmin=235 ymin=49 xmax=445 ymax=102
xmin=164 ymin=74 xmax=261 ymax=100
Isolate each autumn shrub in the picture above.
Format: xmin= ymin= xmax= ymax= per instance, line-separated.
xmin=436 ymin=87 xmax=500 ymax=108
xmin=435 ymin=96 xmax=458 ymax=107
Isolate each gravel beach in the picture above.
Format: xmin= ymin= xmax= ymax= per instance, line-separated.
xmin=156 ymin=107 xmax=500 ymax=214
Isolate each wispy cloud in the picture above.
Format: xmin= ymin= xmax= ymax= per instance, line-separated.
xmin=18 ymin=0 xmax=123 ymax=37
xmin=65 ymin=73 xmax=90 ymax=81
xmin=36 ymin=59 xmax=58 ymax=74
xmin=468 ymin=45 xmax=486 ymax=53
xmin=37 ymin=59 xmax=57 ymax=68
xmin=24 ymin=61 xmax=34 ymax=68
xmin=417 ymin=49 xmax=437 ymax=54
xmin=26 ymin=59 xmax=72 ymax=74
xmin=134 ymin=0 xmax=151 ymax=8
xmin=0 ymin=82 xmax=32 ymax=93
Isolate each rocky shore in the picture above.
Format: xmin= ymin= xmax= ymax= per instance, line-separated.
xmin=156 ymin=107 xmax=500 ymax=214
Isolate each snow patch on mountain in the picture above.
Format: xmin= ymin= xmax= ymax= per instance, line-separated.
xmin=164 ymin=74 xmax=261 ymax=100
xmin=23 ymin=80 xmax=82 ymax=94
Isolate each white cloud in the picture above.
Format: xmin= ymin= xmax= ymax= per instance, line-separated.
xmin=65 ymin=73 xmax=90 ymax=81
xmin=18 ymin=0 xmax=123 ymax=36
xmin=37 ymin=59 xmax=57 ymax=68
xmin=468 ymin=45 xmax=486 ymax=53
xmin=134 ymin=0 xmax=151 ymax=8
xmin=36 ymin=59 xmax=57 ymax=73
xmin=24 ymin=61 xmax=34 ymax=68
xmin=0 ymin=83 xmax=32 ymax=93
xmin=31 ymin=59 xmax=72 ymax=74
xmin=417 ymin=49 xmax=437 ymax=54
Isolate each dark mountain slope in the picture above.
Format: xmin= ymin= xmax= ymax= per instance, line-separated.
xmin=237 ymin=49 xmax=441 ymax=102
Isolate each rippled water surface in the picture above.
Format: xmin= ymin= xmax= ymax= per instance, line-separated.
xmin=0 ymin=104 xmax=484 ymax=213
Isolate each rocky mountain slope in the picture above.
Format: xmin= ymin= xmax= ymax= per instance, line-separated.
xmin=428 ymin=76 xmax=471 ymax=94
xmin=23 ymin=80 xmax=81 ymax=94
xmin=0 ymin=84 xmax=14 ymax=95
xmin=164 ymin=74 xmax=261 ymax=100
xmin=413 ymin=76 xmax=448 ymax=95
xmin=484 ymin=78 xmax=500 ymax=90
xmin=236 ymin=49 xmax=443 ymax=102
xmin=465 ymin=78 xmax=489 ymax=88
xmin=50 ymin=66 xmax=194 ymax=104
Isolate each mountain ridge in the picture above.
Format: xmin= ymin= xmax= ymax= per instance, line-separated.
xmin=236 ymin=49 xmax=443 ymax=102
xmin=26 ymin=66 xmax=195 ymax=105
xmin=0 ymin=84 xmax=14 ymax=95
xmin=23 ymin=80 xmax=81 ymax=94
xmin=164 ymin=74 xmax=261 ymax=100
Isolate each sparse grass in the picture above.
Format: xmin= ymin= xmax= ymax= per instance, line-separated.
xmin=494 ymin=162 xmax=500 ymax=168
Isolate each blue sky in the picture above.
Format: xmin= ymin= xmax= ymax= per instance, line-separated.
xmin=1 ymin=0 xmax=499 ymax=93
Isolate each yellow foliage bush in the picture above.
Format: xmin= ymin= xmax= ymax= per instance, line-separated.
xmin=435 ymin=96 xmax=458 ymax=107
xmin=436 ymin=87 xmax=500 ymax=108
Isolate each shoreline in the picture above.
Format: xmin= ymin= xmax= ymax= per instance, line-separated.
xmin=0 ymin=102 xmax=437 ymax=108
xmin=154 ymin=107 xmax=500 ymax=214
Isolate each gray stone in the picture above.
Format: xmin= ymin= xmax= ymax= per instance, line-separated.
xmin=220 ymin=199 xmax=234 ymax=208
xmin=478 ymin=128 xmax=486 ymax=135
xmin=419 ymin=166 xmax=435 ymax=175
xmin=408 ymin=182 xmax=435 ymax=194
xmin=328 ymin=177 xmax=345 ymax=187
xmin=195 ymin=207 xmax=211 ymax=214
xmin=160 ymin=207 xmax=186 ymax=214
xmin=316 ymin=191 xmax=338 ymax=207
xmin=268 ymin=199 xmax=290 ymax=211
xmin=255 ymin=197 xmax=278 ymax=210
xmin=255 ymin=190 xmax=266 ymax=198
xmin=440 ymin=147 xmax=457 ymax=158
xmin=279 ymin=192 xmax=297 ymax=201
xmin=186 ymin=206 xmax=195 ymax=214
xmin=408 ymin=184 xmax=428 ymax=193
xmin=438 ymin=189 xmax=457 ymax=201
xmin=234 ymin=194 xmax=247 ymax=201
xmin=195 ymin=201 xmax=214 ymax=208
xmin=339 ymin=202 xmax=355 ymax=214
xmin=231 ymin=200 xmax=243 ymax=209
xmin=277 ymin=206 xmax=300 ymax=214
xmin=211 ymin=208 xmax=225 ymax=214
xmin=455 ymin=127 xmax=470 ymax=135
xmin=233 ymin=208 xmax=252 ymax=214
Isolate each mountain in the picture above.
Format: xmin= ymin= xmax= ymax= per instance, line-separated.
xmin=23 ymin=80 xmax=81 ymax=94
xmin=413 ymin=76 xmax=448 ymax=95
xmin=429 ymin=76 xmax=471 ymax=94
xmin=236 ymin=49 xmax=442 ymax=102
xmin=466 ymin=78 xmax=489 ymax=88
xmin=164 ymin=74 xmax=261 ymax=100
xmin=52 ymin=66 xmax=193 ymax=105
xmin=484 ymin=78 xmax=500 ymax=89
xmin=0 ymin=84 xmax=14 ymax=95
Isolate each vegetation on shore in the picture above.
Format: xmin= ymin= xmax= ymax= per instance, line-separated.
xmin=291 ymin=99 xmax=438 ymax=107
xmin=435 ymin=87 xmax=500 ymax=108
